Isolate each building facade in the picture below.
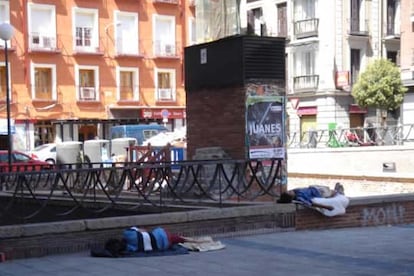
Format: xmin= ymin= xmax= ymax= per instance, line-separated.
xmin=243 ymin=0 xmax=402 ymax=142
xmin=0 ymin=0 xmax=194 ymax=151
xmin=400 ymin=0 xmax=414 ymax=138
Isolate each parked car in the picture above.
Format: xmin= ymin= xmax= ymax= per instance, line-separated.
xmin=0 ymin=150 xmax=54 ymax=172
xmin=28 ymin=143 xmax=57 ymax=164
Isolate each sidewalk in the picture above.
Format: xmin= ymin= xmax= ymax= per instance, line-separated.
xmin=1 ymin=225 xmax=414 ymax=276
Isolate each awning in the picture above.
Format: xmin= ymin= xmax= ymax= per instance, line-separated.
xmin=297 ymin=106 xmax=317 ymax=116
xmin=349 ymin=104 xmax=367 ymax=114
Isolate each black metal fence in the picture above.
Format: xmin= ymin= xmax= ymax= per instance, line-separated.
xmin=0 ymin=158 xmax=283 ymax=225
xmin=287 ymin=124 xmax=414 ymax=148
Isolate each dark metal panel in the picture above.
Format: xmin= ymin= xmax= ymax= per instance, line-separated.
xmin=185 ymin=35 xmax=286 ymax=91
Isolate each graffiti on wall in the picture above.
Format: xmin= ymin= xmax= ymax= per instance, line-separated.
xmin=361 ymin=204 xmax=405 ymax=226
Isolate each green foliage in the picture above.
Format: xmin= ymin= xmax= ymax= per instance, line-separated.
xmin=351 ymin=58 xmax=407 ymax=110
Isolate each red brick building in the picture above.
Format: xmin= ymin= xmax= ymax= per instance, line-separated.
xmin=0 ymin=0 xmax=194 ymax=150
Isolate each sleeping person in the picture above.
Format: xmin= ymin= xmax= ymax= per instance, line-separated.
xmin=277 ymin=183 xmax=349 ymax=217
xmin=103 ymin=226 xmax=198 ymax=256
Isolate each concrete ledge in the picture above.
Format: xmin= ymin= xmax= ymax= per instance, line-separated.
xmin=0 ymin=204 xmax=296 ymax=239
xmin=85 ymin=211 xmax=189 ymax=231
xmin=350 ymin=193 xmax=414 ymax=205
xmin=3 ymin=192 xmax=412 ymax=260
xmin=0 ymin=203 xmax=296 ymax=260
xmin=296 ymin=194 xmax=414 ymax=230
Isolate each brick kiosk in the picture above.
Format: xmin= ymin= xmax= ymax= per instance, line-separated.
xmin=184 ymin=35 xmax=286 ymax=160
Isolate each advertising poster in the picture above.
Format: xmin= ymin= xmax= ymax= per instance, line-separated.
xmin=246 ymin=95 xmax=285 ymax=159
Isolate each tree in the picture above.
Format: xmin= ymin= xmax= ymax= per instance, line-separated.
xmin=352 ymin=58 xmax=407 ymax=111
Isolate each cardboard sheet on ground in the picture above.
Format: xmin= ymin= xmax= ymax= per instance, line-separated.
xmin=180 ymin=236 xmax=226 ymax=252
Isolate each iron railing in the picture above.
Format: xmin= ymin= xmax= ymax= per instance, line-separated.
xmin=287 ymin=124 xmax=414 ymax=148
xmin=0 ymin=158 xmax=283 ymax=225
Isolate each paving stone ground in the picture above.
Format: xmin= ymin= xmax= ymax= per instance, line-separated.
xmin=1 ymin=224 xmax=414 ymax=276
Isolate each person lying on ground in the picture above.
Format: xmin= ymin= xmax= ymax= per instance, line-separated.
xmin=104 ymin=226 xmax=200 ymax=256
xmin=277 ymin=183 xmax=345 ymax=211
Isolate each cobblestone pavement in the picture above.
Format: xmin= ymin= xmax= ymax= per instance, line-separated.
xmin=1 ymin=224 xmax=414 ymax=276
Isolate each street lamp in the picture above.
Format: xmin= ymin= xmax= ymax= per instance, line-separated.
xmin=0 ymin=23 xmax=14 ymax=169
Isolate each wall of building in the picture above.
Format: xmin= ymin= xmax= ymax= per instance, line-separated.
xmin=186 ymin=86 xmax=246 ymax=160
xmin=3 ymin=0 xmax=193 ymax=150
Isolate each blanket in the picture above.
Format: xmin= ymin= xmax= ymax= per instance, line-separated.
xmin=180 ymin=236 xmax=226 ymax=252
xmin=91 ymin=244 xmax=189 ymax=258
xmin=294 ymin=194 xmax=350 ymax=217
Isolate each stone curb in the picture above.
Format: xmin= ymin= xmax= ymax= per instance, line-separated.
xmin=0 ymin=203 xmax=295 ymax=239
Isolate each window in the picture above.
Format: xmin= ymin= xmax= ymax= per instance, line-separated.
xmin=76 ymin=65 xmax=99 ymax=101
xmin=294 ymin=0 xmax=316 ymax=20
xmin=153 ymin=15 xmax=176 ymax=56
xmin=28 ymin=3 xmax=56 ymax=50
xmin=117 ymin=67 xmax=139 ymax=101
xmin=31 ymin=63 xmax=56 ymax=101
xmin=73 ymin=8 xmax=99 ymax=52
xmin=386 ymin=0 xmax=400 ymax=36
xmin=247 ymin=8 xmax=264 ymax=35
xmin=277 ymin=3 xmax=287 ymax=37
xmin=155 ymin=69 xmax=175 ymax=101
xmin=188 ymin=17 xmax=196 ymax=46
xmin=293 ymin=46 xmax=318 ymax=91
xmin=387 ymin=51 xmax=398 ymax=64
xmin=0 ymin=0 xmax=10 ymax=23
xmin=350 ymin=0 xmax=368 ymax=35
xmin=350 ymin=49 xmax=361 ymax=85
xmin=14 ymin=152 xmax=31 ymax=163
xmin=0 ymin=63 xmax=8 ymax=101
xmin=294 ymin=50 xmax=315 ymax=77
xmin=293 ymin=0 xmax=318 ymax=38
xmin=76 ymin=27 xmax=92 ymax=47
xmin=115 ymin=11 xmax=139 ymax=55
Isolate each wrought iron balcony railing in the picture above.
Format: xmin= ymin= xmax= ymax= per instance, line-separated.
xmin=293 ymin=75 xmax=319 ymax=92
xmin=294 ymin=18 xmax=319 ymax=39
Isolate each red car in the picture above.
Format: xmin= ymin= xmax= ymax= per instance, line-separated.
xmin=0 ymin=150 xmax=54 ymax=172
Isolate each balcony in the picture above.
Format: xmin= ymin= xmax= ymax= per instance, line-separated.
xmin=74 ymin=45 xmax=103 ymax=56
xmin=154 ymin=41 xmax=178 ymax=58
xmin=293 ymin=75 xmax=319 ymax=92
xmin=294 ymin=18 xmax=319 ymax=39
xmin=153 ymin=0 xmax=178 ymax=4
xmin=348 ymin=19 xmax=369 ymax=37
xmin=115 ymin=39 xmax=142 ymax=57
xmin=384 ymin=22 xmax=400 ymax=42
xmin=29 ymin=33 xmax=59 ymax=53
xmin=73 ymin=37 xmax=103 ymax=56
